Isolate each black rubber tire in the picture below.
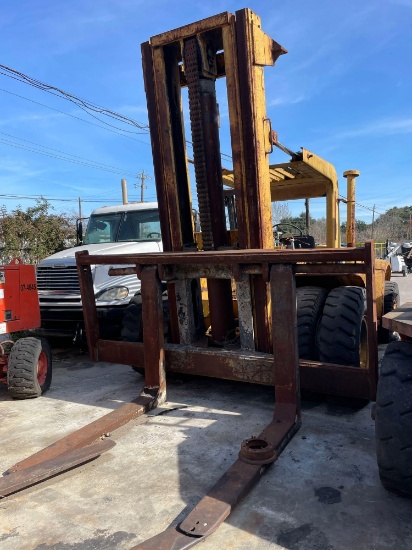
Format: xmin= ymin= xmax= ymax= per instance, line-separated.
xmin=296 ymin=286 xmax=328 ymax=360
xmin=121 ymin=296 xmax=143 ymax=342
xmin=317 ymin=286 xmax=367 ymax=367
xmin=7 ymin=337 xmax=52 ymax=399
xmin=378 ymin=281 xmax=400 ymax=344
xmin=121 ymin=295 xmax=170 ymax=343
xmin=375 ymin=341 xmax=412 ymax=498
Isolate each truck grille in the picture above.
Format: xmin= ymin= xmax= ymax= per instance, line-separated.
xmin=36 ymin=266 xmax=81 ymax=295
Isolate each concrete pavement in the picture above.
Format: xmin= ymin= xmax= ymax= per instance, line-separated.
xmin=1 ymin=275 xmax=412 ymax=549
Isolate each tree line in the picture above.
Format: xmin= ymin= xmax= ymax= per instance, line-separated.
xmin=0 ymin=198 xmax=76 ymax=264
xmin=273 ymin=204 xmax=412 ymax=245
xmin=1 ymin=199 xmax=411 ymax=265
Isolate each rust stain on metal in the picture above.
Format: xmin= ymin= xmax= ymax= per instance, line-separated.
xmin=1 ymin=439 xmax=115 ymax=499
xmin=7 ymin=396 xmax=154 ymax=474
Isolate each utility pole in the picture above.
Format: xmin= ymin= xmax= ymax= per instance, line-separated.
xmin=78 ymin=197 xmax=82 ymax=220
xmin=135 ymin=170 xmax=152 ymax=202
xmin=371 ymin=204 xmax=375 ymax=239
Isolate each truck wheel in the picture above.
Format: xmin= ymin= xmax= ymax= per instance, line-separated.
xmin=296 ymin=286 xmax=328 ymax=359
xmin=317 ymin=286 xmax=367 ymax=367
xmin=378 ymin=281 xmax=400 ymax=343
xmin=121 ymin=295 xmax=170 ymax=343
xmin=7 ymin=337 xmax=52 ymax=399
xmin=375 ymin=341 xmax=412 ymax=498
xmin=121 ymin=296 xmax=143 ymax=342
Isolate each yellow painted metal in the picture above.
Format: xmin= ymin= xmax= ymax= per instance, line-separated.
xmin=343 ymin=170 xmax=360 ymax=247
xmin=223 ymin=147 xmax=340 ymax=247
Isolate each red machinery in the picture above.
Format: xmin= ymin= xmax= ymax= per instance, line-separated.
xmin=0 ymin=258 xmax=52 ymax=399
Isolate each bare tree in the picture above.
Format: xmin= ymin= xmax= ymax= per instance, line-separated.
xmin=272 ymin=201 xmax=292 ymax=227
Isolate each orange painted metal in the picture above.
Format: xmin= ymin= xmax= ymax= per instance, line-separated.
xmin=0 ymin=259 xmax=41 ymax=383
xmin=0 ymin=259 xmax=40 ymax=334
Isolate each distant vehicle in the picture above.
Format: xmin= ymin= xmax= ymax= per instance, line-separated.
xmin=36 ymin=202 xmax=162 ymax=341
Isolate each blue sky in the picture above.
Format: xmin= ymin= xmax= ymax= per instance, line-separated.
xmin=1 ymin=0 xmax=412 ymax=224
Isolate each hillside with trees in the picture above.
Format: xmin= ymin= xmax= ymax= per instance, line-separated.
xmin=274 ymin=204 xmax=412 ymax=245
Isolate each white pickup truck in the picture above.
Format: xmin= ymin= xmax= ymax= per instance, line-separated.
xmin=36 ymin=202 xmax=162 ymax=341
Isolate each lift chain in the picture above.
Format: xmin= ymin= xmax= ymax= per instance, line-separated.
xmin=183 ymin=36 xmax=214 ymax=251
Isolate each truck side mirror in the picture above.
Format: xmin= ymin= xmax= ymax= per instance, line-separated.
xmin=77 ymin=220 xmax=83 ymax=245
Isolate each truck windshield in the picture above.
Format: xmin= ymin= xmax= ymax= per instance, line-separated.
xmin=83 ymin=209 xmax=161 ymax=244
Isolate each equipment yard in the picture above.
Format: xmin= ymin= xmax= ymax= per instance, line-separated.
xmin=0 ymin=273 xmax=411 ymax=550
xmin=1 ymin=8 xmax=412 ymax=550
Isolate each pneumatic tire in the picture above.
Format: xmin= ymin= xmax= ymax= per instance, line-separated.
xmin=317 ymin=286 xmax=367 ymax=367
xmin=378 ymin=281 xmax=400 ymax=344
xmin=7 ymin=337 xmax=52 ymax=399
xmin=121 ymin=295 xmax=170 ymax=343
xmin=121 ymin=296 xmax=143 ymax=342
xmin=296 ymin=286 xmax=328 ymax=360
xmin=375 ymin=341 xmax=412 ymax=498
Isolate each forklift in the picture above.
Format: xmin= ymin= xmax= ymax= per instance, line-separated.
xmin=0 ymin=258 xmax=52 ymax=399
xmin=1 ymin=9 xmax=410 ymax=548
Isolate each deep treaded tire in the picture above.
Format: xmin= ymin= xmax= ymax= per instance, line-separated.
xmin=121 ymin=296 xmax=143 ymax=342
xmin=296 ymin=286 xmax=328 ymax=359
xmin=317 ymin=286 xmax=366 ymax=367
xmin=376 ymin=341 xmax=412 ymax=498
xmin=7 ymin=337 xmax=52 ymax=399
xmin=121 ymin=295 xmax=170 ymax=343
xmin=378 ymin=281 xmax=400 ymax=343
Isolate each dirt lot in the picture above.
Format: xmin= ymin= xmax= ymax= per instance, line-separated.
xmin=1 ymin=274 xmax=412 ymax=549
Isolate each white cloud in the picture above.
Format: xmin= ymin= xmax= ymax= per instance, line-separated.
xmin=269 ymin=95 xmax=306 ymax=107
xmin=336 ymin=117 xmax=412 ymax=139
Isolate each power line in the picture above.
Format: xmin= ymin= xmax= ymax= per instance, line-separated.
xmin=0 ymin=64 xmax=149 ymax=133
xmin=0 ymin=87 xmax=152 ymax=145
xmin=0 ymin=131 xmax=142 ymax=175
xmin=338 ymin=194 xmax=385 ymax=215
xmin=0 ymin=137 xmax=141 ymax=177
xmin=0 ymin=67 xmax=234 ymax=161
xmin=0 ymin=193 xmax=145 ymax=204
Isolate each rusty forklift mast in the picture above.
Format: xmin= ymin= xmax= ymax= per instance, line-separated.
xmin=1 ymin=9 xmax=383 ymax=547
xmin=74 ymin=9 xmax=378 ymax=548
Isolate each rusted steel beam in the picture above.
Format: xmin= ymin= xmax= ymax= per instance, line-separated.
xmin=150 ymin=12 xmax=232 ymax=47
xmin=236 ymin=278 xmax=255 ymax=350
xmin=382 ymin=302 xmax=412 ymax=338
xmin=141 ymin=266 xmax=166 ymax=400
xmin=0 ymin=440 xmax=115 ymax=499
xmin=77 ymin=250 xmax=100 ymax=361
xmin=133 ymin=260 xmax=300 ymax=549
xmin=166 ymin=281 xmax=180 ymax=343
xmin=144 ymin=39 xmax=194 ymax=251
xmin=364 ymin=241 xmax=378 ymax=400
xmin=300 ymin=361 xmax=370 ymax=398
xmin=97 ymin=340 xmax=372 ymax=399
xmin=109 ymin=261 xmax=367 ymax=280
xmin=206 ymin=279 xmax=235 ymax=343
xmin=76 ymin=246 xmax=370 ymax=268
xmin=6 ymin=395 xmax=154 ymax=474
xmin=270 ymin=264 xmax=300 ymax=409
xmin=132 ymin=412 xmax=297 ymax=549
xmin=141 ymin=40 xmax=172 ymax=252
